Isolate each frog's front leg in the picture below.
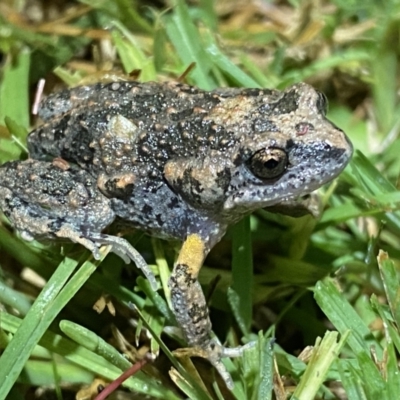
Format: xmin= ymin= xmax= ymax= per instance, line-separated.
xmin=0 ymin=159 xmax=156 ymax=289
xmin=169 ymin=233 xmax=250 ymax=389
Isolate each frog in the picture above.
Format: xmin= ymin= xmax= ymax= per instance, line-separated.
xmin=0 ymin=80 xmax=353 ymax=389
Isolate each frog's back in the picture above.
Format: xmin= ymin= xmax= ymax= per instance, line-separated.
xmin=29 ymin=81 xmax=222 ymax=169
xmin=28 ymin=81 xmax=279 ymax=176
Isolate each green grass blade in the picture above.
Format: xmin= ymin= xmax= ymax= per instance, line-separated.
xmin=338 ymin=360 xmax=368 ymax=400
xmin=0 ymin=50 xmax=30 ymax=129
xmin=0 ymin=312 xmax=177 ymax=398
xmin=133 ymin=303 xmax=214 ymax=399
xmin=165 ymin=0 xmax=215 ymax=88
xmin=202 ymin=30 xmax=259 ymax=87
xmin=377 ymin=250 xmax=400 ymax=329
xmin=0 ymin=279 xmax=32 ymax=315
xmin=314 ymin=279 xmax=382 ymax=357
xmin=292 ymin=331 xmax=349 ymax=400
xmin=371 ymin=19 xmax=398 ymax=134
xmin=0 ymin=256 xmax=80 ymax=398
xmin=256 ymin=335 xmax=274 ymax=400
xmin=59 ymin=320 xmax=132 ymax=371
xmin=18 ymin=360 xmax=93 ymax=386
xmin=111 ymin=22 xmax=157 ymax=81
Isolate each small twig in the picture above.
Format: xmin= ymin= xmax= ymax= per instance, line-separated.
xmin=94 ymin=355 xmax=150 ymax=400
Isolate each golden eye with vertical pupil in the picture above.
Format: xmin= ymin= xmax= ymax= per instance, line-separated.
xmin=248 ymin=148 xmax=288 ymax=179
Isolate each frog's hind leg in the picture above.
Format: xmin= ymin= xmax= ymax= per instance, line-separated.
xmin=168 ymin=233 xmax=253 ymax=389
xmin=0 ymin=159 xmax=156 ymax=289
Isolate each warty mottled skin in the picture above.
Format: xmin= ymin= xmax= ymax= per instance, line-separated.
xmin=0 ymin=80 xmax=353 ymax=388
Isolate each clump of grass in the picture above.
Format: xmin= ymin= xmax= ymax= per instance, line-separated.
xmin=1 ymin=1 xmax=400 ymax=399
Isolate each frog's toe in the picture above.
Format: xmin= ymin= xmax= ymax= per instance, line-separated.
xmin=203 ymin=339 xmax=255 ymax=389
xmin=173 ymin=339 xmax=255 ymax=390
xmin=88 ymin=233 xmax=158 ymax=290
xmin=55 ymin=225 xmax=102 ymax=260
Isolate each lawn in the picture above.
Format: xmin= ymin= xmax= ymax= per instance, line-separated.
xmin=1 ymin=1 xmax=400 ymax=399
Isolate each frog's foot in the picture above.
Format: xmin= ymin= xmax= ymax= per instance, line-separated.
xmin=173 ymin=339 xmax=255 ymax=389
xmin=85 ymin=232 xmax=157 ymax=291
xmin=56 ymin=226 xmax=157 ymax=290
xmin=55 ymin=225 xmax=103 ymax=260
xmin=55 ymin=227 xmax=157 ymax=290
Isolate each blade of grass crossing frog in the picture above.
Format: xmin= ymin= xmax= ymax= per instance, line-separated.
xmin=231 ymin=216 xmax=253 ymax=336
xmin=314 ymin=280 xmax=383 ymax=357
xmin=165 ymin=0 xmax=215 ymax=89
xmin=0 ymin=50 xmax=30 ymax=129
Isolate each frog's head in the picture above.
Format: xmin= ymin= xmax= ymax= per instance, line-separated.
xmin=222 ymin=82 xmax=353 ymax=214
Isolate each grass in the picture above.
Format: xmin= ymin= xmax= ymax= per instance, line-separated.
xmin=1 ymin=0 xmax=400 ymax=399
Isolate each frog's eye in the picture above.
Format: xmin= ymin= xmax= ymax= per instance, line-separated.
xmin=316 ymin=92 xmax=328 ymax=116
xmin=248 ymin=148 xmax=287 ymax=180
